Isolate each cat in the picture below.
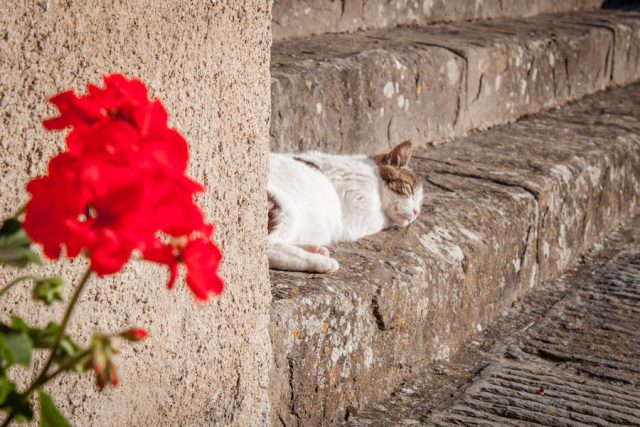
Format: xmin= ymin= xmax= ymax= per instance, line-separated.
xmin=267 ymin=140 xmax=424 ymax=273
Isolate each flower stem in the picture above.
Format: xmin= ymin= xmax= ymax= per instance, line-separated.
xmin=38 ymin=348 xmax=92 ymax=388
xmin=0 ymin=407 xmax=16 ymax=427
xmin=35 ymin=267 xmax=92 ymax=385
xmin=0 ymin=275 xmax=36 ymax=298
xmin=0 ymin=267 xmax=92 ymax=427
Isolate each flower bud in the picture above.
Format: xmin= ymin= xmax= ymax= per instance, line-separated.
xmin=108 ymin=361 xmax=119 ymax=387
xmin=119 ymin=328 xmax=148 ymax=342
xmin=92 ymin=348 xmax=106 ymax=376
xmin=96 ymin=371 xmax=107 ymax=391
xmin=110 ymin=339 xmax=122 ymax=355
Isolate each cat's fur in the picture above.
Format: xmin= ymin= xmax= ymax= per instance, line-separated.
xmin=267 ymin=141 xmax=423 ymax=273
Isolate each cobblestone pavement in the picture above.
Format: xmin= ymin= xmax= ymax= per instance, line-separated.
xmin=350 ymin=212 xmax=640 ymax=426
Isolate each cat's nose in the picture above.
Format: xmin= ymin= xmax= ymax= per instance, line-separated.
xmin=413 ymin=208 xmax=420 ymax=216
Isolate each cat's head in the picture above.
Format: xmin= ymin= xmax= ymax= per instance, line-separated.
xmin=373 ymin=141 xmax=423 ymax=227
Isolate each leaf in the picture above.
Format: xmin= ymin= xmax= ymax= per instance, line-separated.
xmin=29 ymin=323 xmax=61 ymax=349
xmin=7 ymin=320 xmax=62 ymax=353
xmin=9 ymin=318 xmax=64 ymax=352
xmin=9 ymin=316 xmax=30 ymax=334
xmin=33 ymin=277 xmax=64 ymax=305
xmin=0 ymin=332 xmax=33 ymax=367
xmin=0 ymin=219 xmax=42 ymax=268
xmin=0 ymin=219 xmax=21 ymax=236
xmin=0 ymin=376 xmax=16 ymax=406
xmin=0 ymin=390 xmax=33 ymax=423
xmin=38 ymin=391 xmax=71 ymax=427
xmin=56 ymin=339 xmax=88 ymax=373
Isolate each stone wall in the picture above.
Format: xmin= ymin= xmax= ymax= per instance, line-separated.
xmin=0 ymin=1 xmax=272 ymax=425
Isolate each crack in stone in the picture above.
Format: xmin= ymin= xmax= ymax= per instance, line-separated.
xmin=423 ymin=167 xmax=540 ymax=200
xmin=551 ymin=49 xmax=560 ymax=99
xmin=412 ymin=41 xmax=468 ymax=125
xmin=287 ymin=357 xmax=301 ymax=424
xmin=371 ymin=288 xmax=387 ymax=331
xmin=564 ymin=57 xmax=571 ymax=98
xmin=578 ymin=21 xmax=618 ymax=82
xmin=473 ymin=72 xmax=485 ymax=103
xmin=423 ymin=175 xmax=457 ymax=193
xmin=518 ymin=221 xmax=534 ymax=280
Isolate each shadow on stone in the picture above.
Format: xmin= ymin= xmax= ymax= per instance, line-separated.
xmin=602 ymin=0 xmax=640 ymax=10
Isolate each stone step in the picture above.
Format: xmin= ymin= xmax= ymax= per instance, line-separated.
xmin=349 ymin=211 xmax=640 ymax=426
xmin=271 ymin=9 xmax=640 ymax=154
xmin=273 ymin=0 xmax=605 ymax=42
xmin=268 ymin=82 xmax=640 ymax=426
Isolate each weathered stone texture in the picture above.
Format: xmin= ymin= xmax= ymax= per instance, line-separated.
xmin=352 ymin=212 xmax=640 ymax=425
xmin=269 ymin=83 xmax=640 ymax=425
xmin=273 ymin=0 xmax=605 ymax=41
xmin=271 ymin=10 xmax=640 ymax=155
xmin=0 ymin=1 xmax=272 ymax=426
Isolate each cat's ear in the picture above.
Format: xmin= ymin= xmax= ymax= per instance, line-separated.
xmin=373 ymin=140 xmax=413 ymax=166
xmin=372 ymin=152 xmax=388 ymax=165
xmin=388 ymin=140 xmax=413 ymax=167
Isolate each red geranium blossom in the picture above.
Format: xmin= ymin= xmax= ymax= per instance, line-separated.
xmin=143 ymin=236 xmax=224 ymax=299
xmin=23 ymin=74 xmax=224 ymax=300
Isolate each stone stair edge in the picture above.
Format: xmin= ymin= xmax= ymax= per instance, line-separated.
xmin=350 ymin=212 xmax=640 ymax=424
xmin=268 ymin=82 xmax=640 ymax=425
xmin=271 ymin=9 xmax=640 ymax=155
xmin=272 ymin=0 xmax=606 ymax=42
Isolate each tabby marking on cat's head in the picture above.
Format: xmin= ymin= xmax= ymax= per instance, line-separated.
xmin=373 ymin=140 xmax=423 ymax=227
xmin=267 ymin=191 xmax=282 ymax=234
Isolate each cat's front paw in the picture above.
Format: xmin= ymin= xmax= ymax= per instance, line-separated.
xmin=303 ymin=245 xmax=331 ymax=257
xmin=311 ymin=256 xmax=340 ymax=274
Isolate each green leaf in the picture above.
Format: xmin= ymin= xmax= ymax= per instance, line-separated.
xmin=38 ymin=391 xmax=71 ymax=427
xmin=33 ymin=277 xmax=64 ymax=305
xmin=58 ymin=338 xmax=80 ymax=359
xmin=0 ymin=376 xmax=16 ymax=406
xmin=28 ymin=323 xmax=61 ymax=349
xmin=0 ymin=332 xmax=33 ymax=367
xmin=56 ymin=339 xmax=88 ymax=373
xmin=0 ymin=390 xmax=33 ymax=422
xmin=9 ymin=316 xmax=30 ymax=334
xmin=0 ymin=219 xmax=21 ymax=236
xmin=0 ymin=219 xmax=42 ymax=268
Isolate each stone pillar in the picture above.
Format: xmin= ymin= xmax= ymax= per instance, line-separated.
xmin=0 ymin=1 xmax=272 ymax=425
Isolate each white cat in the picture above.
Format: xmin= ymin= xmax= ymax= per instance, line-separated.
xmin=267 ymin=141 xmax=423 ymax=273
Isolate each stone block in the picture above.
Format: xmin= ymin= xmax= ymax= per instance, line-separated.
xmin=273 ymin=0 xmax=605 ymax=41
xmin=271 ymin=11 xmax=640 ymax=155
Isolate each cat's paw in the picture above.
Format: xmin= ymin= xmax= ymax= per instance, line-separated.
xmin=303 ymin=245 xmax=331 ymax=257
xmin=311 ymin=256 xmax=340 ymax=273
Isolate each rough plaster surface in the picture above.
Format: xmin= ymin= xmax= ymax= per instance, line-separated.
xmin=269 ymin=83 xmax=640 ymax=425
xmin=271 ymin=10 xmax=640 ymax=154
xmin=273 ymin=0 xmax=605 ymax=41
xmin=0 ymin=1 xmax=272 ymax=426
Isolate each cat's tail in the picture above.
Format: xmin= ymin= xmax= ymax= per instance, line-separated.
xmin=267 ymin=242 xmax=339 ymax=273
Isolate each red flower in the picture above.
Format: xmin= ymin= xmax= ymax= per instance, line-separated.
xmin=24 ymin=74 xmax=224 ymax=298
xmin=183 ymin=238 xmax=224 ymax=299
xmin=142 ymin=236 xmax=223 ymax=301
xmin=43 ymin=74 xmax=152 ymax=131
